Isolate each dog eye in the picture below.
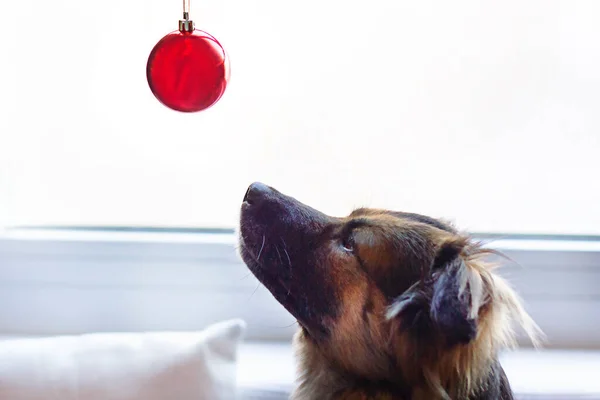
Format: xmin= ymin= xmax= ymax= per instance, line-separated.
xmin=341 ymin=236 xmax=355 ymax=252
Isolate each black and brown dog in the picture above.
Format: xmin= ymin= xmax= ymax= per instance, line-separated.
xmin=238 ymin=182 xmax=541 ymax=400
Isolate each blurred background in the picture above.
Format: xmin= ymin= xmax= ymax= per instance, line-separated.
xmin=0 ymin=0 xmax=599 ymax=398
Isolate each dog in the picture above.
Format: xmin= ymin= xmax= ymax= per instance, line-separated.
xmin=238 ymin=182 xmax=541 ymax=399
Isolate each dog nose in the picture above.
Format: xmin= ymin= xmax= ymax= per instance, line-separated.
xmin=243 ymin=182 xmax=272 ymax=205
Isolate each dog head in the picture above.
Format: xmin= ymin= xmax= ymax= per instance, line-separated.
xmin=238 ymin=182 xmax=540 ymax=396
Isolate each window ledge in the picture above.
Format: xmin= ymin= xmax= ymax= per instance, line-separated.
xmin=0 ymin=228 xmax=599 ymax=346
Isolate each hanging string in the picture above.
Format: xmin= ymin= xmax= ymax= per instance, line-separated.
xmin=183 ymin=0 xmax=191 ymax=20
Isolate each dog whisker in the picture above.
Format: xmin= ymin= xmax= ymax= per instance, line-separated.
xmin=275 ymin=245 xmax=283 ymax=264
xmin=276 ymin=321 xmax=299 ymax=329
xmin=254 ymin=321 xmax=299 ymax=330
xmin=248 ymin=282 xmax=261 ymax=300
xmin=240 ymin=272 xmax=252 ymax=280
xmin=256 ymin=234 xmax=266 ymax=261
xmin=282 ymin=241 xmax=292 ymax=267
xmin=283 ymin=251 xmax=293 ymax=295
xmin=280 ymin=239 xmax=293 ymax=296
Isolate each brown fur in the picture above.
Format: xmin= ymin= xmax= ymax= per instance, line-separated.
xmin=238 ymin=183 xmax=543 ymax=400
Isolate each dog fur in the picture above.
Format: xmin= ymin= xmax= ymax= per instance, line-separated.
xmin=238 ymin=182 xmax=542 ymax=400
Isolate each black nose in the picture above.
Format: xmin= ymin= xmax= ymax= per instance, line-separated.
xmin=243 ymin=182 xmax=273 ymax=205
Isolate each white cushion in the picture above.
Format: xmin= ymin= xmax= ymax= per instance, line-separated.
xmin=0 ymin=319 xmax=246 ymax=400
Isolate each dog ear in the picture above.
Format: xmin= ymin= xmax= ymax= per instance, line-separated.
xmin=387 ymin=237 xmax=482 ymax=348
xmin=429 ymin=238 xmax=480 ymax=347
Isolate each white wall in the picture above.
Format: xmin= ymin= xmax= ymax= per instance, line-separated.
xmin=0 ymin=1 xmax=599 ymax=234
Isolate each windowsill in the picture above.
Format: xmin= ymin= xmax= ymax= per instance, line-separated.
xmin=237 ymin=342 xmax=600 ymax=399
xmin=0 ymin=228 xmax=599 ymax=347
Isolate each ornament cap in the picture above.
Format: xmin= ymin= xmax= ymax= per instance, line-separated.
xmin=179 ymin=12 xmax=195 ymax=32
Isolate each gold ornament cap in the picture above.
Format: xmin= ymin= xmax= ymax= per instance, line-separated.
xmin=179 ymin=12 xmax=195 ymax=32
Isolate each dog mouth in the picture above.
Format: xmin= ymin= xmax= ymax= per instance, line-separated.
xmin=238 ymin=238 xmax=294 ymax=296
xmin=238 ymin=182 xmax=337 ymax=337
xmin=238 ymin=182 xmax=298 ymax=280
xmin=238 ymin=231 xmax=303 ymax=330
xmin=238 ymin=183 xmax=295 ymax=307
xmin=238 ymin=234 xmax=277 ymax=280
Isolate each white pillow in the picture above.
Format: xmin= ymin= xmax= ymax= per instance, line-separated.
xmin=0 ymin=319 xmax=246 ymax=400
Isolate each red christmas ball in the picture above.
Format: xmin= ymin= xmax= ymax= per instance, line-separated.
xmin=147 ymin=29 xmax=229 ymax=113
